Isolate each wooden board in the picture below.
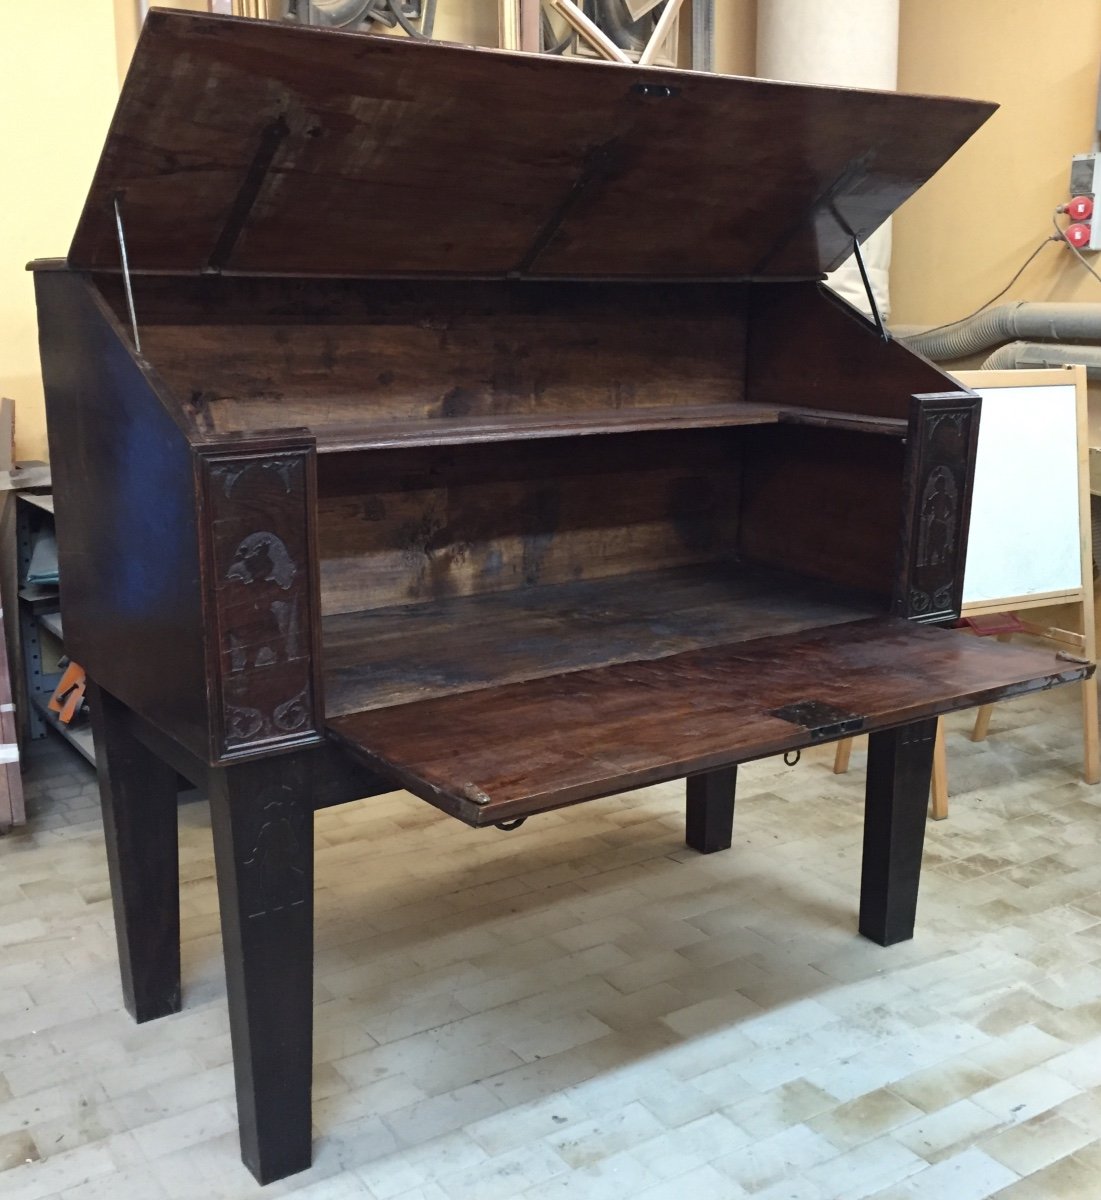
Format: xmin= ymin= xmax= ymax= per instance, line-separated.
xmin=322 ymin=561 xmax=880 ymax=714
xmin=68 ymin=10 xmax=995 ymax=280
xmin=327 ymin=617 xmax=1088 ymax=826
xmin=315 ymin=429 xmax=745 ymax=615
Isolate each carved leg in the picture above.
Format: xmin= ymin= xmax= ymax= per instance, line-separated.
xmin=88 ymin=680 xmax=181 ymax=1023
xmin=686 ymin=766 xmax=737 ymax=854
xmin=208 ymin=754 xmax=315 ymax=1185
xmin=859 ymin=719 xmax=937 ymax=947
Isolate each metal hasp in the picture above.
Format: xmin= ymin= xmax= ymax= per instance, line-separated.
xmin=113 ymin=196 xmax=141 ymax=354
xmin=852 ymin=235 xmax=889 ymax=343
xmin=770 ymin=699 xmax=865 ymax=740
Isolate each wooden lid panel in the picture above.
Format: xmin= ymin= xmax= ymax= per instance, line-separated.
xmin=69 ymin=10 xmax=995 ymax=280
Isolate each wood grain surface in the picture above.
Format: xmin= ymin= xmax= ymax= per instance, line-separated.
xmin=327 ymin=619 xmax=1089 ymax=825
xmin=69 ymin=10 xmax=994 ymax=280
xmin=322 ymin=562 xmax=880 ymax=715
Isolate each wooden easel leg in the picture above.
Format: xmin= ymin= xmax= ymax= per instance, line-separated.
xmin=833 ymin=737 xmax=854 ymax=774
xmin=970 ymin=704 xmax=995 ymax=742
xmin=859 ymin=719 xmax=937 ymax=947
xmin=929 ymin=719 xmax=948 ymax=820
xmin=1082 ymin=674 xmax=1101 ymax=784
xmin=209 ymin=755 xmax=315 ymax=1185
xmin=971 ymin=632 xmax=1014 ymax=741
xmin=686 ymin=766 xmax=736 ymax=854
xmin=87 ymin=680 xmax=181 ymax=1023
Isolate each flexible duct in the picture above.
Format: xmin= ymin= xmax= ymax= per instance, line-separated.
xmin=757 ymin=0 xmax=899 ymax=320
xmin=981 ymin=340 xmax=1101 ymax=378
xmin=903 ymin=302 xmax=1101 ymax=361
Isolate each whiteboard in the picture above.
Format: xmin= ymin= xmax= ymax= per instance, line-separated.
xmin=961 ymin=381 xmax=1082 ymax=606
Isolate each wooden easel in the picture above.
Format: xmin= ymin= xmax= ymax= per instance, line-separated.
xmin=834 ymin=366 xmax=1100 ymax=815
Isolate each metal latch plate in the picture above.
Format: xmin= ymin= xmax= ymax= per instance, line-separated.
xmin=769 ymin=700 xmax=865 ymax=740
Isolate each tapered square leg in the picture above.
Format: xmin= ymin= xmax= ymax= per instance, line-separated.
xmin=686 ymin=766 xmax=737 ymax=854
xmin=859 ymin=719 xmax=937 ymax=946
xmin=88 ymin=680 xmax=181 ymax=1023
xmin=209 ymin=754 xmax=314 ymax=1185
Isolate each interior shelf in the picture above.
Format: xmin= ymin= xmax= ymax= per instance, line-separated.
xmin=312 ymin=403 xmax=783 ymax=453
xmin=321 ymin=562 xmax=883 ymax=717
xmin=31 ymin=692 xmax=95 ymax=766
xmin=307 ymin=403 xmax=910 ymax=453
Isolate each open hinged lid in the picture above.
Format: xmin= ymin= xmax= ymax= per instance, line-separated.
xmin=69 ymin=9 xmax=996 ymax=281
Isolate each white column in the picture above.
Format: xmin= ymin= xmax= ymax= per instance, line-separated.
xmin=757 ymin=0 xmax=900 ymax=320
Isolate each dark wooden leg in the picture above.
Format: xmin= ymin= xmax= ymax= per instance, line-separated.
xmin=208 ymin=754 xmax=314 ymax=1185
xmin=686 ymin=766 xmax=737 ymax=854
xmin=88 ymin=680 xmax=181 ymax=1023
xmin=859 ymin=719 xmax=937 ymax=947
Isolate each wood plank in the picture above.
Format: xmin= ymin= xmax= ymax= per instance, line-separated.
xmin=316 ymin=429 xmax=744 ymax=615
xmin=738 ymin=424 xmax=906 ymax=598
xmin=322 ymin=562 xmax=880 ymax=715
xmin=69 ymin=11 xmax=995 ymax=281
xmin=310 ymin=404 xmax=777 ymax=452
xmin=326 ymin=618 xmax=1090 ymax=826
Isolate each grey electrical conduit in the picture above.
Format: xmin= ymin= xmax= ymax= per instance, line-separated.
xmin=899 ymin=302 xmax=1101 ymax=361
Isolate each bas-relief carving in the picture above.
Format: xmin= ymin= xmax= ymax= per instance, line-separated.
xmin=916 ymin=466 xmax=957 ymax=569
xmin=213 ymin=456 xmax=296 ymax=500
xmin=904 ymin=402 xmax=974 ymax=622
xmin=207 ymin=454 xmax=315 ymax=752
xmin=242 ymin=788 xmax=307 ymax=919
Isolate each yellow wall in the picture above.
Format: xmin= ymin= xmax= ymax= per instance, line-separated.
xmin=4 ymin=2 xmax=1100 ymax=461
xmin=0 ymin=2 xmax=120 ymax=462
xmin=894 ymin=0 xmax=1101 ymax=327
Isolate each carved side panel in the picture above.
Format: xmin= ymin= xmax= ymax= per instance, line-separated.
xmin=895 ymin=393 xmax=981 ymax=623
xmin=198 ymin=441 xmax=323 ymax=762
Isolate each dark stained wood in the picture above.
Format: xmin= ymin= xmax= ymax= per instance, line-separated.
xmin=196 ymin=441 xmax=325 ymax=762
xmin=34 ymin=272 xmax=210 ymax=761
xmin=777 ymin=407 xmax=907 ymax=438
xmin=315 ymin=430 xmax=745 ymax=616
xmin=326 ymin=619 xmax=1091 ymax=827
xmin=208 ymin=753 xmax=315 ymax=1185
xmin=34 ymin=18 xmax=1045 ymax=1185
xmin=895 ymin=395 xmax=982 ymax=623
xmin=860 ymin=719 xmax=939 ymax=946
xmin=322 ymin=563 xmax=880 ymax=715
xmin=69 ymin=11 xmax=994 ymax=281
xmin=88 ymin=680 xmax=182 ymax=1023
xmin=739 ymin=424 xmax=907 ymax=598
xmin=686 ymin=767 xmax=737 ymax=855
xmin=138 ymin=285 xmax=750 ymax=443
xmin=748 ymin=285 xmax=963 ymax=419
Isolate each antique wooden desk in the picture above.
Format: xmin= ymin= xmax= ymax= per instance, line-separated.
xmin=33 ymin=11 xmax=1092 ymax=1184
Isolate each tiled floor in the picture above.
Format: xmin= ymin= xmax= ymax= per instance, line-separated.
xmin=3 ymin=684 xmax=1101 ymax=1198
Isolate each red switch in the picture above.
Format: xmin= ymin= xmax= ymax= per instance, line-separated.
xmin=1065 ymin=222 xmax=1092 ymax=248
xmin=1068 ymin=195 xmax=1095 ymax=220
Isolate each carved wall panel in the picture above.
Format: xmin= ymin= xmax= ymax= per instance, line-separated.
xmin=199 ymin=442 xmax=323 ymax=761
xmin=895 ymin=394 xmax=981 ymax=624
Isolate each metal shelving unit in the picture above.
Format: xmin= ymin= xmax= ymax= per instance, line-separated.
xmin=16 ymin=491 xmax=94 ymax=766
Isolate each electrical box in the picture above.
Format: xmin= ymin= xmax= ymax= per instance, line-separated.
xmin=1069 ymin=153 xmax=1101 ymax=250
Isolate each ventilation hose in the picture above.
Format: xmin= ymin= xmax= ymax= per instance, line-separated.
xmin=902 ymin=302 xmax=1101 ymax=361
